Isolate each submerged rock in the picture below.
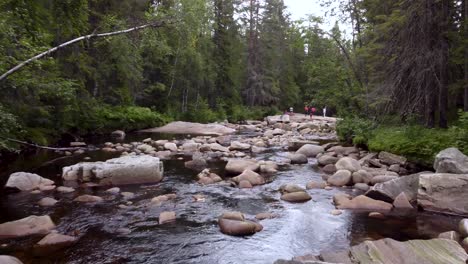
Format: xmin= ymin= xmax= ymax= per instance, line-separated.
xmin=62 ymin=155 xmax=163 ymax=186
xmin=73 ymin=195 xmax=103 ymax=203
xmin=5 ymin=172 xmax=54 ymax=192
xmin=37 ymin=197 xmax=58 ymax=207
xmin=33 ymin=233 xmax=77 ymax=256
xmin=0 ymin=215 xmax=55 ymax=239
xmin=159 ymin=211 xmax=176 ymax=224
xmin=225 ymin=159 xmax=259 ymax=174
xmin=337 ymin=195 xmax=392 ymax=212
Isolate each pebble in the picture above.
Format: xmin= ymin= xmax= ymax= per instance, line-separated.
xmin=331 ymin=210 xmax=342 ymax=216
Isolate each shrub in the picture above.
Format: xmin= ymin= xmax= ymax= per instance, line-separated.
xmin=336 ymin=116 xmax=377 ymax=146
xmin=0 ymin=105 xmax=22 ymax=150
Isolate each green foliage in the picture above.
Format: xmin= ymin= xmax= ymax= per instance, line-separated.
xmin=336 ymin=116 xmax=376 ymax=145
xmin=0 ymin=105 xmax=22 ymax=150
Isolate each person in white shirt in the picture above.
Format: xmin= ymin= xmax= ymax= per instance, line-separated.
xmin=323 ymin=106 xmax=327 ymax=117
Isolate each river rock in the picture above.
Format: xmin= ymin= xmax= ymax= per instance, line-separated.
xmin=333 ymin=193 xmax=351 ymax=207
xmin=281 ymin=191 xmax=312 ymax=203
xmin=184 ymin=158 xmax=208 ymax=172
xmin=306 ymin=181 xmax=327 ymax=189
xmin=462 ymin=237 xmax=468 ymax=252
xmin=105 ymin=187 xmax=121 ymax=194
xmin=348 ymin=238 xmax=467 ymax=263
xmin=159 ymin=211 xmax=176 ymax=224
xmin=337 ymin=195 xmax=392 ymax=212
xmin=225 ymin=159 xmax=259 ymax=174
xmin=181 ymin=142 xmax=200 ymax=152
xmin=327 ymin=170 xmax=352 ymax=186
xmin=111 ymin=130 xmax=125 ymax=139
xmin=378 ymin=151 xmax=407 ymax=166
xmin=141 ymin=121 xmax=235 ymax=136
xmin=370 ymin=175 xmax=398 ymax=185
xmin=393 ymin=192 xmax=413 ymax=209
xmin=418 ymin=173 xmax=468 ymax=216
xmin=438 ymin=231 xmax=461 ymax=241
xmin=354 ymin=183 xmax=370 ymax=191
xmin=230 ymin=141 xmax=251 ymax=151
xmin=5 ymin=172 xmax=55 ymax=192
xmin=0 ymin=215 xmax=55 ymax=239
xmin=197 ymin=169 xmax=222 ymax=185
xmin=33 ymin=233 xmax=77 ymax=256
xmin=434 ymin=148 xmax=468 ymax=174
xmin=218 ymin=212 xmax=262 ymax=236
xmin=151 ymin=194 xmax=177 ymax=206
xmin=255 ymin=213 xmax=277 ymax=220
xmin=280 ymin=184 xmax=305 ymax=193
xmin=459 ymin=219 xmax=468 ymax=237
xmin=56 ymin=186 xmax=75 ymax=193
xmin=0 ymin=256 xmax=23 ymax=264
xmin=239 ymin=180 xmax=253 ymax=188
xmin=136 ymin=144 xmax=154 ymax=154
xmin=232 ymin=170 xmax=265 ymax=186
xmin=366 ymin=173 xmax=419 ymax=203
xmin=335 ymin=157 xmax=361 ymax=172
xmin=163 ymin=142 xmax=178 ymax=152
xmin=318 ymin=155 xmax=339 ymax=166
xmin=74 ymin=195 xmax=103 ymax=203
xmin=259 ymin=161 xmax=278 ymax=174
xmin=328 ymin=146 xmax=359 ymax=156
xmin=296 ymin=144 xmax=324 ymax=158
xmin=288 ymin=140 xmax=319 ymax=151
xmin=38 ymin=197 xmax=58 ymax=207
xmin=288 ymin=153 xmax=308 ymax=164
xmin=322 ymin=164 xmax=337 ymax=174
xmin=62 ymin=155 xmax=163 ymax=186
xmin=209 ymin=143 xmax=229 ymax=152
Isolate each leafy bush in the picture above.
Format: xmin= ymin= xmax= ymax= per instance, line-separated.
xmin=336 ymin=116 xmax=377 ymax=145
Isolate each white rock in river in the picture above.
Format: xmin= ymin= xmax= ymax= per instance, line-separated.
xmin=33 ymin=233 xmax=77 ymax=256
xmin=62 ymin=155 xmax=163 ymax=186
xmin=0 ymin=215 xmax=55 ymax=239
xmin=37 ymin=197 xmax=58 ymax=207
xmin=5 ymin=172 xmax=54 ymax=191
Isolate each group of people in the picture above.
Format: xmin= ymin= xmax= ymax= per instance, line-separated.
xmin=285 ymin=105 xmax=327 ymax=119
xmin=304 ymin=105 xmax=326 ymax=119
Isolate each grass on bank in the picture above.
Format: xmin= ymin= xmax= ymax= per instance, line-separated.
xmin=336 ymin=112 xmax=468 ymax=166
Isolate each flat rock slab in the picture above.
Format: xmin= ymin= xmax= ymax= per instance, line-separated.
xmin=140 ymin=121 xmax=235 ymax=136
xmin=0 ymin=215 xmax=55 ymax=239
xmin=0 ymin=256 xmax=23 ymax=264
xmin=349 ymin=238 xmax=467 ymax=264
xmin=62 ymin=155 xmax=163 ymax=186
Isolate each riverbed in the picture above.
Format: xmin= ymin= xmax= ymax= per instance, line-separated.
xmin=0 ymin=131 xmax=462 ymax=264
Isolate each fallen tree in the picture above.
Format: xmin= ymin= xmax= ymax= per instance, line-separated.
xmin=0 ymin=20 xmax=166 ymax=82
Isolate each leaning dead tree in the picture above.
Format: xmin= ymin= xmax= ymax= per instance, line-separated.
xmin=0 ymin=20 xmax=166 ymax=82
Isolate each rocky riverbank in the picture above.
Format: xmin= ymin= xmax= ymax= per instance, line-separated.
xmin=0 ymin=114 xmax=467 ymax=263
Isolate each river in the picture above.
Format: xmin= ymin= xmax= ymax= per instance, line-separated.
xmin=0 ymin=131 xmax=462 ymax=264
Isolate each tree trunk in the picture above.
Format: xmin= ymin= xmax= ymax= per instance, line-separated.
xmin=438 ymin=0 xmax=449 ymax=128
xmin=464 ymin=0 xmax=468 ymax=111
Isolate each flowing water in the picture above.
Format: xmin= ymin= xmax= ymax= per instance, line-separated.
xmin=0 ymin=132 xmax=462 ymax=264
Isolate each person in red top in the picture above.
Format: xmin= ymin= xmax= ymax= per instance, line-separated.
xmin=310 ymin=107 xmax=316 ymax=119
xmin=304 ymin=105 xmax=309 ymax=115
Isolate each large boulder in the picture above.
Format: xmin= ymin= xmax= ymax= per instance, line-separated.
xmin=296 ymin=144 xmax=324 ymax=158
xmin=5 ymin=172 xmax=55 ymax=191
xmin=62 ymin=155 xmax=163 ymax=186
xmin=337 ymin=195 xmax=392 ymax=212
xmin=225 ymin=159 xmax=259 ymax=174
xmin=418 ymin=173 xmax=468 ymax=216
xmin=140 ymin=121 xmax=235 ymax=136
xmin=366 ymin=173 xmax=420 ymax=203
xmin=335 ymin=157 xmax=361 ymax=172
xmin=434 ymin=148 xmax=468 ymax=174
xmin=184 ymin=158 xmax=208 ymax=172
xmin=0 ymin=215 xmax=55 ymax=239
xmin=348 ymin=238 xmax=468 ymax=264
xmin=378 ymin=151 xmax=407 ymax=166
xmin=328 ymin=146 xmax=359 ymax=156
xmin=327 ymin=170 xmax=352 ymax=186
xmin=460 ymin=219 xmax=468 ymax=237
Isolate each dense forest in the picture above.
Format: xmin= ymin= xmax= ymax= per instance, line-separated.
xmin=0 ymin=0 xmax=467 ymax=158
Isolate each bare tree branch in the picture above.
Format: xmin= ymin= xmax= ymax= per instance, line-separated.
xmin=0 ymin=21 xmax=166 ymax=82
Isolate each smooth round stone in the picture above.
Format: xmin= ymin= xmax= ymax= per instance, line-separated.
xmin=280 ymin=191 xmax=312 ymax=203
xmin=56 ymin=186 xmax=75 ymax=193
xmin=105 ymin=187 xmax=120 ymax=194
xmin=459 ymin=219 xmax=468 ymax=237
xmin=324 ymin=186 xmax=333 ymax=191
xmin=37 ymin=197 xmax=58 ymax=207
xmin=354 ymin=183 xmax=370 ymax=191
xmin=368 ymin=212 xmax=386 ymax=219
xmin=331 ymin=210 xmax=342 ymax=216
